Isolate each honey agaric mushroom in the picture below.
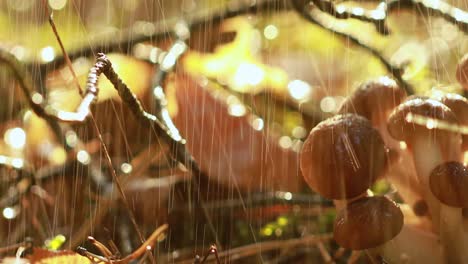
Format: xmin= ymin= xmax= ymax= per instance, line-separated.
xmin=334 ymin=196 xmax=443 ymax=263
xmin=430 ymin=162 xmax=468 ymax=207
xmin=387 ymin=98 xmax=462 ymax=232
xmin=338 ymin=77 xmax=422 ymax=209
xmin=429 ymin=161 xmax=468 ymax=263
xmin=334 ymin=196 xmax=404 ymax=250
xmin=338 ymin=76 xmax=406 ymax=148
xmin=300 ymin=114 xmax=386 ymax=200
xmin=456 ymin=54 xmax=468 ymax=90
xmin=433 ymin=93 xmax=468 ymax=152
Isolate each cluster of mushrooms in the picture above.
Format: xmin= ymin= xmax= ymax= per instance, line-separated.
xmin=300 ymin=54 xmax=468 ymax=263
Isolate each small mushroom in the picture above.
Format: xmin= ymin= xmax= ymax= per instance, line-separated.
xmin=387 ymin=98 xmax=461 ymax=231
xmin=338 ymin=77 xmax=422 ymax=208
xmin=300 ymin=113 xmax=386 ymax=200
xmin=338 ymin=76 xmax=406 ymax=149
xmin=433 ymin=93 xmax=468 ymax=152
xmin=430 ymin=161 xmax=468 ymax=263
xmin=334 ymin=196 xmax=443 ymax=263
xmin=334 ymin=196 xmax=404 ymax=250
xmin=456 ymin=53 xmax=468 ymax=90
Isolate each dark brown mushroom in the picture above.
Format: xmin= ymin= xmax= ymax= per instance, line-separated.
xmin=333 ymin=196 xmax=403 ymax=250
xmin=338 ymin=77 xmax=425 ymax=207
xmin=338 ymin=76 xmax=406 ymax=131
xmin=430 ymin=161 xmax=468 ymax=208
xmin=300 ymin=114 xmax=386 ymax=200
xmin=429 ymin=161 xmax=467 ymax=263
xmin=387 ymin=98 xmax=461 ymax=231
xmin=433 ymin=93 xmax=468 ymax=151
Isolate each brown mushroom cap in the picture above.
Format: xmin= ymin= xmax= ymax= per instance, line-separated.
xmin=387 ymin=98 xmax=458 ymax=142
xmin=436 ymin=93 xmax=468 ymax=151
xmin=300 ymin=114 xmax=386 ymax=200
xmin=456 ymin=54 xmax=468 ymax=90
xmin=429 ymin=161 xmax=468 ymax=208
xmin=338 ymin=76 xmax=406 ymax=126
xmin=333 ymin=196 xmax=404 ymax=250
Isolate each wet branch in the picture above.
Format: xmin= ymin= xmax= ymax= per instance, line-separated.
xmin=87 ymin=53 xmax=221 ymax=246
xmin=0 ymin=50 xmax=96 ymax=125
xmin=386 ymin=0 xmax=468 ymax=34
xmin=37 ymin=0 xmax=288 ymax=71
xmin=311 ymin=0 xmax=468 ymax=35
xmin=308 ymin=0 xmax=391 ymax=34
xmin=291 ymin=0 xmax=415 ymax=95
xmin=32 ymin=0 xmax=467 ymax=72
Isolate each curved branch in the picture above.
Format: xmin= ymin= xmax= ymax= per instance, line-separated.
xmin=291 ymin=0 xmax=415 ymax=95
xmin=36 ymin=0 xmax=288 ymax=71
xmin=0 ymin=50 xmax=94 ymax=124
xmin=387 ymin=0 xmax=468 ymax=34
xmin=310 ymin=0 xmax=390 ymax=34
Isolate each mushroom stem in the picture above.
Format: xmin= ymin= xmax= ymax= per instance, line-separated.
xmin=376 ymin=121 xmax=423 ymax=208
xmin=413 ymin=137 xmax=466 ymax=263
xmin=439 ymin=205 xmax=466 ymax=263
xmin=377 ymin=225 xmax=443 ymax=264
xmin=410 ymin=136 xmax=442 ymax=231
xmin=383 ymin=150 xmax=422 ymax=209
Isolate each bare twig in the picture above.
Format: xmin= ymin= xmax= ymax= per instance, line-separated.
xmin=200 ymin=245 xmax=221 ymax=264
xmin=77 ymin=224 xmax=169 ymax=264
xmin=40 ymin=0 xmax=83 ymax=94
xmin=40 ymin=4 xmax=151 ymax=254
xmin=86 ymin=53 xmax=221 ymax=247
xmin=174 ymin=233 xmax=333 ymax=264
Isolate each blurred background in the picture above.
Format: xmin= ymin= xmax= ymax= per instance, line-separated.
xmin=0 ymin=0 xmax=466 ymax=263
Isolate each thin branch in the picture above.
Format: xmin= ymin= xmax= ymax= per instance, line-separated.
xmin=386 ymin=0 xmax=468 ymax=34
xmin=291 ymin=0 xmax=415 ymax=95
xmin=36 ymin=0 xmax=288 ymax=71
xmin=149 ymin=21 xmax=189 ymax=147
xmin=32 ymin=0 xmax=467 ymax=72
xmin=41 ymin=2 xmax=151 ymax=251
xmin=312 ymin=0 xmax=468 ymax=35
xmin=87 ymin=53 xmax=221 ymax=247
xmin=41 ymin=0 xmax=83 ymax=94
xmin=0 ymin=50 xmax=93 ymax=123
xmin=77 ymin=224 xmax=169 ymax=264
xmin=310 ymin=0 xmax=390 ymax=34
xmin=200 ymin=245 xmax=221 ymax=264
xmin=174 ymin=233 xmax=334 ymax=264
xmin=86 ymin=54 xmax=185 ymax=163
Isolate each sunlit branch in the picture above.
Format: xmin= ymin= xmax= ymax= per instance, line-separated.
xmin=0 ymin=50 xmax=93 ymax=124
xmin=310 ymin=0 xmax=390 ymax=34
xmin=386 ymin=0 xmax=468 ymax=34
xmin=37 ymin=0 xmax=288 ymax=71
xmin=87 ymin=53 xmax=221 ymax=247
xmin=312 ymin=0 xmax=468 ymax=35
xmin=149 ymin=21 xmax=189 ymax=144
xmin=87 ymin=53 xmax=194 ymax=169
xmin=291 ymin=0 xmax=415 ymax=95
xmin=32 ymin=0 xmax=467 ymax=73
